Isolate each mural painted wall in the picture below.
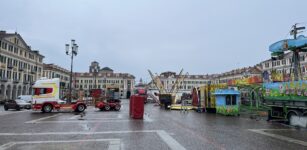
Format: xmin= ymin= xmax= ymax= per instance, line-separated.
xmin=227 ymin=76 xmax=262 ymax=86
xmin=215 ymin=90 xmax=240 ymax=116
xmin=216 ymin=105 xmax=239 ymax=116
xmin=263 ymin=80 xmax=307 ymax=101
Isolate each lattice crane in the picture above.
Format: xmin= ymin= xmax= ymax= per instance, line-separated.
xmin=148 ymin=70 xmax=167 ymax=94
xmin=170 ymin=69 xmax=188 ymax=96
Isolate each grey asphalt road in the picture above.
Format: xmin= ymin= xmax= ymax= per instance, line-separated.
xmin=0 ymin=100 xmax=306 ymax=150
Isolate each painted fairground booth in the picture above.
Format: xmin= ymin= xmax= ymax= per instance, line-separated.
xmin=213 ymin=89 xmax=240 ymax=116
xmin=191 ymin=83 xmax=228 ymax=113
xmin=227 ymin=76 xmax=263 ymax=109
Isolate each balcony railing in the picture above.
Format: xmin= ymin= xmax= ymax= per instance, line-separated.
xmin=30 ymin=69 xmax=36 ymax=74
xmin=0 ymin=77 xmax=8 ymax=82
xmin=7 ymin=64 xmax=13 ymax=69
xmin=23 ymin=80 xmax=29 ymax=84
xmin=13 ymin=79 xmax=20 ymax=83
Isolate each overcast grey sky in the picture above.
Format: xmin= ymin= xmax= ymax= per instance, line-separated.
xmin=1 ymin=0 xmax=307 ymax=82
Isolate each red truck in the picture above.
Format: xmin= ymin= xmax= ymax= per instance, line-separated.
xmin=32 ymin=78 xmax=87 ymax=113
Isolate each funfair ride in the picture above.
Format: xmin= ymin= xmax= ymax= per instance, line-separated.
xmin=148 ymin=69 xmax=187 ymax=109
xmin=264 ymin=24 xmax=307 ymax=127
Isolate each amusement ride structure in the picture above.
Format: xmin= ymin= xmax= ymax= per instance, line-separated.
xmin=148 ymin=69 xmax=188 ymax=108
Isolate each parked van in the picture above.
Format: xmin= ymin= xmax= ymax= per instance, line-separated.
xmin=16 ymin=95 xmax=32 ymax=103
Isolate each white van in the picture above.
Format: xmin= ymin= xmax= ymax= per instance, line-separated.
xmin=16 ymin=95 xmax=32 ymax=103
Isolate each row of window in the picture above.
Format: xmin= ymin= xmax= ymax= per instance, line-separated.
xmin=75 ymin=79 xmax=127 ymax=84
xmin=161 ymin=80 xmax=208 ymax=85
xmin=0 ymin=54 xmax=42 ymax=72
xmin=0 ymin=69 xmax=35 ymax=82
xmin=274 ymin=67 xmax=307 ymax=74
xmin=265 ymin=55 xmax=306 ymax=68
xmin=75 ymin=84 xmax=126 ymax=89
xmin=0 ymin=40 xmax=43 ymax=62
xmin=43 ymin=71 xmax=69 ymax=81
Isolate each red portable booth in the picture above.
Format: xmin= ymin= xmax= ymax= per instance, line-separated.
xmin=129 ymin=95 xmax=144 ymax=119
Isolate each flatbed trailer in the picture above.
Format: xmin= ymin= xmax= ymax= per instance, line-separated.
xmin=32 ymin=101 xmax=86 ymax=113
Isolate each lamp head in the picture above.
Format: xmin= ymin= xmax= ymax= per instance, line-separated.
xmin=65 ymin=44 xmax=69 ymax=55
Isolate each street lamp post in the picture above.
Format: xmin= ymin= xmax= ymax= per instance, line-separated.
xmin=65 ymin=39 xmax=78 ymax=104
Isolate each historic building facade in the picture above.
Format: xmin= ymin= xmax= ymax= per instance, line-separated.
xmin=148 ymin=71 xmax=211 ymax=93
xmin=0 ymin=31 xmax=44 ymax=101
xmin=43 ymin=63 xmax=70 ymax=98
xmin=260 ymin=52 xmax=307 ymax=81
xmin=210 ymin=65 xmax=263 ymax=84
xmin=148 ymin=67 xmax=262 ymax=93
xmin=74 ymin=61 xmax=135 ymax=99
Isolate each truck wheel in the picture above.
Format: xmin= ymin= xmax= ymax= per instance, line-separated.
xmin=104 ymin=105 xmax=111 ymax=111
xmin=287 ymin=111 xmax=298 ymax=125
xmin=114 ymin=104 xmax=121 ymax=111
xmin=76 ymin=104 xmax=86 ymax=112
xmin=42 ymin=104 xmax=53 ymax=113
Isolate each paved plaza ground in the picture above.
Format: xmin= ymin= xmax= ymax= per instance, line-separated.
xmin=0 ymin=99 xmax=306 ymax=150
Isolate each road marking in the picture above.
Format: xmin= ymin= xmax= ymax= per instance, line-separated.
xmin=0 ymin=110 xmax=30 ymax=116
xmin=0 ymin=130 xmax=185 ymax=150
xmin=248 ymin=129 xmax=307 ymax=147
xmin=157 ymin=130 xmax=186 ymax=150
xmin=25 ymin=114 xmax=62 ymax=123
xmin=26 ymin=119 xmax=131 ymax=123
xmin=25 ymin=114 xmax=150 ymax=123
xmin=0 ymin=139 xmax=120 ymax=150
xmin=0 ymin=130 xmax=158 ymax=136
xmin=69 ymin=114 xmax=123 ymax=120
xmin=69 ymin=115 xmax=79 ymax=119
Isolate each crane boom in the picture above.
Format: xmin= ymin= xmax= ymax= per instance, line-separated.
xmin=148 ymin=70 xmax=166 ymax=94
xmin=170 ymin=69 xmax=184 ymax=94
xmin=172 ymin=72 xmax=188 ymax=95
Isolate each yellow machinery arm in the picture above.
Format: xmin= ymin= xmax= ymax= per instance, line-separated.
xmin=171 ymin=70 xmax=188 ymax=96
xmin=175 ymin=73 xmax=188 ymax=95
xmin=148 ymin=70 xmax=166 ymax=94
xmin=170 ymin=69 xmax=183 ymax=94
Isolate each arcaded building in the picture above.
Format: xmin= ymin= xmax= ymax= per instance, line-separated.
xmin=0 ymin=31 xmax=44 ymax=101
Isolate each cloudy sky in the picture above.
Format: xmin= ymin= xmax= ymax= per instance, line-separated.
xmin=1 ymin=0 xmax=307 ymax=82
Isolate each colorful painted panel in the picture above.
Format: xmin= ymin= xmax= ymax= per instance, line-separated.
xmin=227 ymin=76 xmax=262 ymax=86
xmin=263 ymin=80 xmax=307 ymax=101
xmin=216 ymin=106 xmax=239 ymax=116
xmin=214 ymin=89 xmax=240 ymax=116
xmin=206 ymin=84 xmax=227 ymax=109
